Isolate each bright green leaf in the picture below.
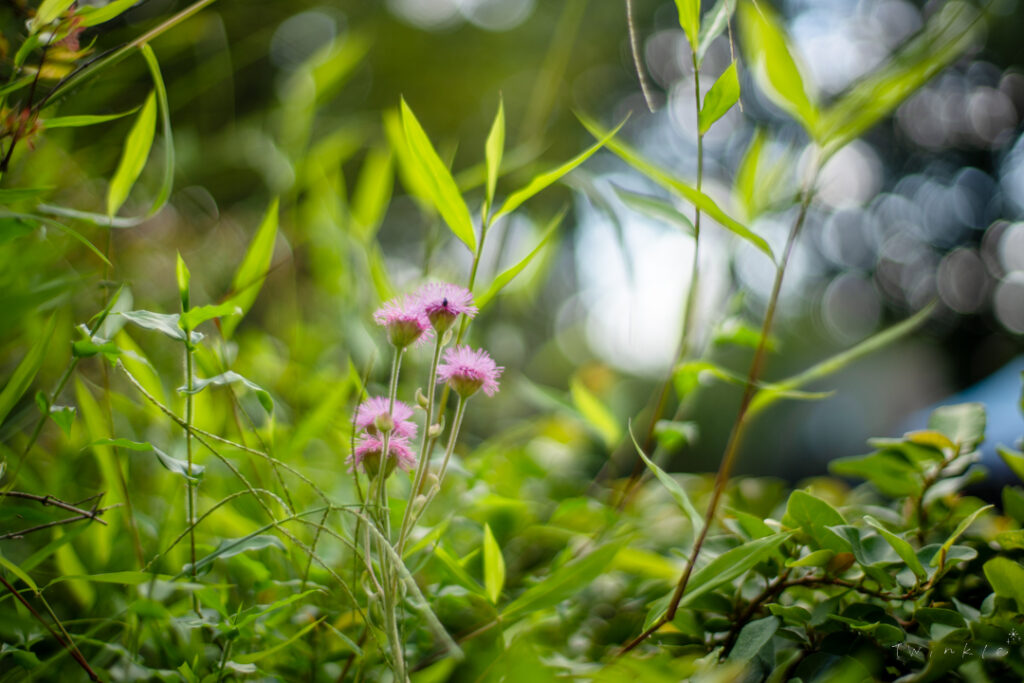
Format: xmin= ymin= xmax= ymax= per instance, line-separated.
xmin=222 ymin=198 xmax=279 ymax=339
xmin=738 ymin=2 xmax=818 ymax=136
xmin=178 ymin=302 xmax=241 ymax=333
xmin=483 ymin=524 xmax=506 ymax=604
xmin=699 ymin=62 xmax=740 ymax=134
xmin=179 ymin=371 xmax=273 ymax=414
xmin=43 ymin=109 xmax=138 ymax=129
xmin=107 ymin=91 xmax=157 ymax=218
xmin=475 ymin=208 xmax=564 ymax=310
xmin=350 ymin=146 xmax=393 ymax=241
xmin=77 ymin=0 xmax=139 ymax=27
xmin=569 ymin=375 xmax=621 ymax=448
xmin=176 ymin=251 xmax=190 ymax=312
xmin=983 ymin=557 xmax=1024 ymax=610
xmin=628 ymin=422 xmax=703 ymax=533
xmin=400 ymin=98 xmax=476 ymax=251
xmin=0 ymin=315 xmax=56 ymax=428
xmin=674 ymin=0 xmax=700 ymax=52
xmin=928 ymin=403 xmax=986 ymax=452
xmin=502 ymin=542 xmax=622 ymax=621
xmin=484 ymin=97 xmax=505 ymax=217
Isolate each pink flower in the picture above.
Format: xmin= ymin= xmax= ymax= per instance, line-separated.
xmin=437 ymin=345 xmax=503 ymax=398
xmin=354 ymin=397 xmax=417 ymax=439
xmin=415 ymin=282 xmax=478 ymax=333
xmin=373 ymin=294 xmax=432 ymax=348
xmin=347 ymin=435 xmax=416 ymax=476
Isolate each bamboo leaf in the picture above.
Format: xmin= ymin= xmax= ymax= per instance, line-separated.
xmin=178 ymin=302 xmax=241 ymax=332
xmin=222 ymin=198 xmax=279 ymax=339
xmin=178 ymin=370 xmax=273 ymax=414
xmin=483 ymin=524 xmax=506 ymax=604
xmin=578 ymin=113 xmax=773 ymax=259
xmin=484 ymin=97 xmax=505 ymax=217
xmin=628 ymin=422 xmax=703 ymax=533
xmin=569 ymin=376 xmax=621 ymax=448
xmin=350 ymin=146 xmax=393 ymax=241
xmin=77 ymin=0 xmax=140 ymax=27
xmin=400 ymin=98 xmax=476 ymax=251
xmin=738 ymin=2 xmax=818 ymax=136
xmin=697 ymin=0 xmax=737 ymax=65
xmin=0 ymin=315 xmax=56 ymax=428
xmin=475 ymin=208 xmax=564 ymax=310
xmin=107 ymin=91 xmax=157 ymax=218
xmin=674 ymin=0 xmax=700 ymax=51
xmin=698 ymin=62 xmax=740 ymax=134
xmin=677 ymin=533 xmax=793 ymax=609
xmin=612 ymin=185 xmax=694 ymax=235
xmin=43 ymin=109 xmax=139 ymax=129
xmin=493 ymin=117 xmax=626 ymax=222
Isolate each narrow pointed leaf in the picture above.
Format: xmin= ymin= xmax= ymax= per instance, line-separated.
xmin=484 ymin=97 xmax=505 ymax=216
xmin=578 ymin=113 xmax=773 ymax=258
xmin=178 ymin=370 xmax=273 ymax=414
xmin=43 ymin=109 xmax=139 ymax=129
xmin=0 ymin=315 xmax=56 ymax=427
xmin=628 ymin=422 xmax=703 ymax=532
xmin=483 ymin=524 xmax=506 ymax=604
xmin=569 ymin=376 xmax=621 ymax=448
xmin=493 ymin=117 xmax=626 ymax=222
xmin=697 ymin=0 xmax=737 ymax=65
xmin=400 ymin=98 xmax=476 ymax=251
xmin=350 ymin=146 xmax=393 ymax=241
xmin=475 ymin=208 xmax=564 ymax=310
xmin=222 ymin=198 xmax=279 ymax=339
xmin=698 ymin=62 xmax=740 ymax=134
xmin=178 ymin=302 xmax=241 ymax=333
xmin=674 ymin=0 xmax=700 ymax=51
xmin=738 ymin=2 xmax=818 ymax=136
xmin=502 ymin=542 xmax=623 ymax=621
xmin=612 ymin=185 xmax=694 ymax=235
xmin=107 ymin=91 xmax=157 ymax=218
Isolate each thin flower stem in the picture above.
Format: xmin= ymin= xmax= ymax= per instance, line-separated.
xmin=619 ymin=157 xmax=821 ymax=655
xmin=396 ymin=335 xmax=444 ymax=554
xmin=410 ymin=397 xmax=466 ymax=531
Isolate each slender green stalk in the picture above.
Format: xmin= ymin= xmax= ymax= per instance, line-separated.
xmin=614 ymin=47 xmax=705 ymax=510
xmin=184 ymin=340 xmax=199 ymax=612
xmin=396 ymin=335 xmax=444 ymax=554
xmin=619 ymin=159 xmax=821 ymax=655
xmin=409 ymin=397 xmax=466 ymax=531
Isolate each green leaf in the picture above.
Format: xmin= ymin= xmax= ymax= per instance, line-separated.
xmin=475 ymin=208 xmax=564 ymax=310
xmin=829 ymin=450 xmax=922 ymax=498
xmin=1004 ymin=486 xmax=1024 ymax=525
xmin=0 ymin=549 xmax=40 ymax=594
xmin=983 ymin=557 xmax=1024 ymax=610
xmin=932 ymin=505 xmax=992 ymax=569
xmin=502 ymin=542 xmax=622 ymax=621
xmin=233 ymin=617 xmax=325 ymax=664
xmin=183 ymin=534 xmax=286 ymax=577
xmin=0 ymin=315 xmax=56 ymax=428
xmin=107 ymin=91 xmax=157 ymax=218
xmin=816 ymin=2 xmax=979 ymax=155
xmin=484 ymin=97 xmax=505 ymax=217
xmin=350 ymin=146 xmax=393 ymax=241
xmin=179 ymin=371 xmax=273 ymax=414
xmin=569 ymin=375 xmax=621 ymax=448
xmin=999 ymin=446 xmax=1024 ymax=484
xmin=91 ymin=438 xmax=205 ymax=481
xmin=77 ymin=0 xmax=139 ymax=27
xmin=783 ymin=490 xmax=847 ymax=553
xmin=749 ymin=304 xmax=933 ymax=417
xmin=612 ymin=185 xmax=694 ymax=235
xmin=697 ymin=0 xmax=737 ymax=65
xmin=48 ymin=405 xmax=76 ymax=437
xmin=483 ymin=524 xmax=506 ymax=604
xmin=699 ymin=63 xmax=740 ymax=135
xmin=120 ymin=310 xmax=202 ymax=344
xmin=400 ymin=98 xmax=476 ymax=251
xmin=863 ymin=516 xmax=927 ymax=581
xmin=628 ymin=422 xmax=704 ymax=533
xmin=178 ymin=302 xmax=241 ymax=333
xmin=42 ymin=109 xmax=138 ymax=129
xmin=995 ymin=530 xmax=1024 ymax=551
xmin=31 ymin=0 xmax=75 ymax=30
xmin=727 ymin=616 xmax=779 ymax=663
xmin=674 ymin=0 xmax=700 ymax=52
xmin=493 ymin=117 xmax=626 ymax=222
xmin=222 ymin=198 xmax=279 ymax=339
xmin=928 ymin=403 xmax=986 ymax=452
xmin=785 ymin=549 xmax=834 ymax=568
xmin=176 ymin=251 xmax=190 ymax=312
xmin=738 ymin=2 xmax=818 ymax=136
xmin=432 ymin=544 xmax=485 ymax=596
xmin=678 ymin=533 xmax=793 ymax=608
xmin=578 ymin=113 xmax=774 ymax=259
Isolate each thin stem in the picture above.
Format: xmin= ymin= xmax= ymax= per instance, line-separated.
xmin=614 ymin=48 xmax=704 ymax=510
xmin=396 ymin=335 xmax=444 ymax=554
xmin=620 ymin=156 xmax=821 ymax=656
xmin=409 ymin=397 xmax=467 ymax=531
xmin=184 ymin=338 xmax=199 ymax=613
xmin=0 ymin=504 xmax=119 ymax=541
xmin=625 ymin=0 xmax=657 ymax=113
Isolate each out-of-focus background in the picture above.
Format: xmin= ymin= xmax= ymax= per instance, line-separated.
xmin=3 ymin=0 xmax=1023 ymax=484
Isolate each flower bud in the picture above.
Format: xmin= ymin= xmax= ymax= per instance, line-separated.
xmin=428 ymin=423 xmax=442 ymax=439
xmin=373 ymin=412 xmax=395 ymax=434
xmin=415 ymin=388 xmax=429 ymax=409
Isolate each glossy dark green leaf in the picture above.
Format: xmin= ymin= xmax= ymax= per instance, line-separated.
xmin=727 ymin=616 xmax=779 ymax=663
xmin=983 ymin=557 xmax=1024 ymax=610
xmin=784 ymin=490 xmax=847 ymax=553
xmin=678 ymin=533 xmax=793 ymax=609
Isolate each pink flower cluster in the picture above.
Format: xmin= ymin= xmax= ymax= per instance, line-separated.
xmin=347 ymin=397 xmax=418 ymax=475
xmin=373 ymin=282 xmax=478 ymax=347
